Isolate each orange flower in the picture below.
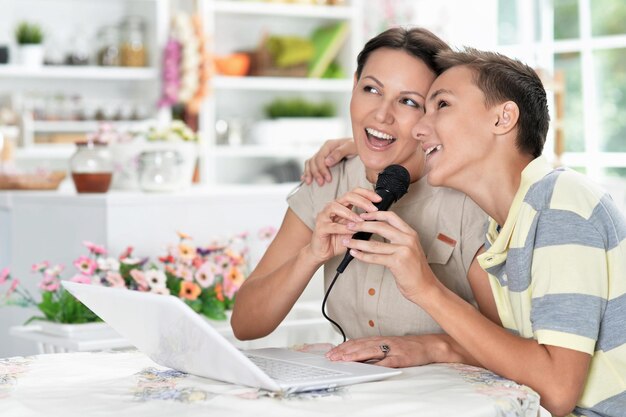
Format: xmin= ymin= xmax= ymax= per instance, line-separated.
xmin=179 ymin=281 xmax=201 ymax=300
xmin=224 ymin=249 xmax=244 ymax=266
xmin=177 ymin=231 xmax=192 ymax=240
xmin=215 ymin=282 xmax=224 ymax=302
xmin=225 ymin=266 xmax=245 ymax=287
xmin=178 ymin=243 xmax=196 ymax=261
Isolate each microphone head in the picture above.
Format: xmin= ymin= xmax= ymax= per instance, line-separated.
xmin=375 ymin=164 xmax=410 ymax=202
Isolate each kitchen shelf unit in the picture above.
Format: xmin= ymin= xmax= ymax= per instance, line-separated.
xmin=198 ymin=0 xmax=363 ymax=185
xmin=1 ymin=0 xmax=168 ymax=170
xmin=0 ymin=65 xmax=158 ymax=80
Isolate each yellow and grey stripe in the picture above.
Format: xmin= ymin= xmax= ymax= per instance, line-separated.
xmin=478 ymin=157 xmax=626 ymax=417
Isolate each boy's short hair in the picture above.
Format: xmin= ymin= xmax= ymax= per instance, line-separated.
xmin=436 ymin=48 xmax=549 ymax=158
xmin=356 ymin=27 xmax=451 ymax=80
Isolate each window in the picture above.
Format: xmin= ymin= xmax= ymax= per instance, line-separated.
xmin=497 ymin=0 xmax=626 ymax=180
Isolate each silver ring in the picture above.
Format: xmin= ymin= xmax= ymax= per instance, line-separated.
xmin=379 ymin=344 xmax=390 ymax=358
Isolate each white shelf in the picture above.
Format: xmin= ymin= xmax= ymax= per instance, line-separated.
xmin=213 ymin=144 xmax=322 ymax=158
xmin=210 ymin=0 xmax=354 ymax=19
xmin=16 ymin=144 xmax=75 ymax=159
xmin=213 ymin=75 xmax=353 ymax=92
xmin=32 ymin=120 xmax=154 ymax=133
xmin=0 ymin=65 xmax=158 ymax=81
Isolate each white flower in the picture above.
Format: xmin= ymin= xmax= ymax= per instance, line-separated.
xmin=151 ymin=287 xmax=171 ymax=296
xmin=121 ymin=257 xmax=141 ymax=266
xmin=97 ymin=257 xmax=120 ymax=272
xmin=145 ymin=269 xmax=167 ymax=289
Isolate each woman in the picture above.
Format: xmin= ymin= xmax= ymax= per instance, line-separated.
xmin=231 ymin=28 xmax=488 ymax=367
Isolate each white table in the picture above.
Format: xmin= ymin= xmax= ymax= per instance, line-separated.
xmin=0 ymin=350 xmax=544 ymax=417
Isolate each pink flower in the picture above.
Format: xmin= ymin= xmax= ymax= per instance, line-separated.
xmin=40 ymin=277 xmax=61 ymax=291
xmin=5 ymin=279 xmax=19 ymax=297
xmin=258 ymin=226 xmax=276 ymax=240
xmin=130 ymin=269 xmax=149 ymax=291
xmin=0 ymin=268 xmax=9 ymax=285
xmin=194 ymin=262 xmax=217 ymax=288
xmin=83 ymin=241 xmax=107 ymax=255
xmin=119 ymin=246 xmax=134 ymax=260
xmin=175 ymin=265 xmax=194 ymax=282
xmin=105 ymin=272 xmax=125 ymax=288
xmin=69 ymin=274 xmax=92 ymax=285
xmin=31 ymin=261 xmax=50 ymax=273
xmin=73 ymin=256 xmax=97 ymax=275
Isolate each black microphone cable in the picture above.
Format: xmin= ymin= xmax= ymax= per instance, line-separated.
xmin=319 ymin=164 xmax=411 ymax=344
xmin=321 ymin=270 xmax=347 ymax=343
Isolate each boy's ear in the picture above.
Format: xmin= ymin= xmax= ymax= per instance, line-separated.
xmin=353 ymin=72 xmax=358 ymax=90
xmin=493 ymin=101 xmax=519 ymax=135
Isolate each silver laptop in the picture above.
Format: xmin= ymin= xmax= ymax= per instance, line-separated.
xmin=62 ymin=281 xmax=401 ymax=393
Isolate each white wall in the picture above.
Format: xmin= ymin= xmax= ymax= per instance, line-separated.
xmin=410 ymin=0 xmax=499 ymax=50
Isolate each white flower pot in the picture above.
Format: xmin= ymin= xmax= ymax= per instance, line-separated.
xmin=10 ymin=321 xmax=129 ymax=353
xmin=37 ymin=320 xmax=120 ymax=339
xmin=18 ymin=44 xmax=44 ymax=67
xmin=249 ymin=117 xmax=347 ymax=147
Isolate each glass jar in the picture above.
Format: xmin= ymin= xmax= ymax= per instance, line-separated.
xmin=66 ymin=26 xmax=90 ymax=66
xmin=97 ymin=25 xmax=121 ymax=66
xmin=138 ymin=150 xmax=182 ymax=192
xmin=69 ymin=141 xmax=113 ymax=193
xmin=120 ymin=16 xmax=147 ymax=67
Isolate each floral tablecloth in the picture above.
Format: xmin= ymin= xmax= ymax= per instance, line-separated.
xmin=0 ymin=350 xmax=541 ymax=417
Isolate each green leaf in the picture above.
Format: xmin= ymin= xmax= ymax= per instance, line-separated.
xmin=201 ymin=297 xmax=227 ymax=320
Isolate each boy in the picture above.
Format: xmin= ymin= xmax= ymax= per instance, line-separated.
xmin=334 ymin=48 xmax=625 ymax=417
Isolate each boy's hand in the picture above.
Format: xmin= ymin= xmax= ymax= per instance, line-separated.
xmin=302 ymin=138 xmax=357 ymax=186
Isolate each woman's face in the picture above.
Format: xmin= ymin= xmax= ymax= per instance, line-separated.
xmin=350 ymin=47 xmax=436 ymax=183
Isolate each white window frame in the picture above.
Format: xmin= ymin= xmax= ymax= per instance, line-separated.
xmin=497 ymin=0 xmax=626 ymax=180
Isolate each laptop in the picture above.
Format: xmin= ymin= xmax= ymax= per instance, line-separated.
xmin=62 ymin=281 xmax=401 ymax=393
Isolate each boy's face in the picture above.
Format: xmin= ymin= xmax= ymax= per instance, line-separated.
xmin=412 ymin=66 xmax=497 ymax=189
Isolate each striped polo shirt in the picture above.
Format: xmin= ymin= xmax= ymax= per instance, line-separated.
xmin=477 ymin=157 xmax=626 ymax=417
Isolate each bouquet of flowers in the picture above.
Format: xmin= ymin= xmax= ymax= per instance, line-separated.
xmin=155 ymin=231 xmax=249 ymax=320
xmin=0 ymin=241 xmax=149 ymax=324
xmin=0 ymin=229 xmax=268 ymax=324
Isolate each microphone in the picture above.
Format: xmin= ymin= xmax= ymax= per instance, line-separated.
xmin=335 ymin=164 xmax=410 ymax=273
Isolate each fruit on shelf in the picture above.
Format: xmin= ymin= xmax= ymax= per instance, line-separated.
xmin=214 ymin=53 xmax=251 ymax=77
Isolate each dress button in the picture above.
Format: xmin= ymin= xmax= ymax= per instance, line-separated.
xmin=368 ymin=288 xmax=375 ymax=296
xmin=368 ymin=320 xmax=375 ymax=327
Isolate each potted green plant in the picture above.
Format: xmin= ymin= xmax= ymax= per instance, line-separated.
xmin=249 ymin=98 xmax=347 ymax=146
xmin=15 ymin=21 xmax=44 ymax=67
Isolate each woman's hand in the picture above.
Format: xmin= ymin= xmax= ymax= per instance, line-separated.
xmin=343 ymin=210 xmax=436 ymax=304
xmin=301 ymin=138 xmax=357 ymax=186
xmin=309 ymin=187 xmax=382 ymax=263
xmin=327 ymin=334 xmax=481 ymax=368
xmin=325 ymin=336 xmax=439 ymax=368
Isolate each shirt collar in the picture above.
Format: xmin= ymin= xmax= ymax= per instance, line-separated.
xmin=485 ymin=156 xmax=553 ymax=253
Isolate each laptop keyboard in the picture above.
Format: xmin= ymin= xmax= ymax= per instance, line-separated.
xmin=245 ymin=354 xmax=348 ymax=382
